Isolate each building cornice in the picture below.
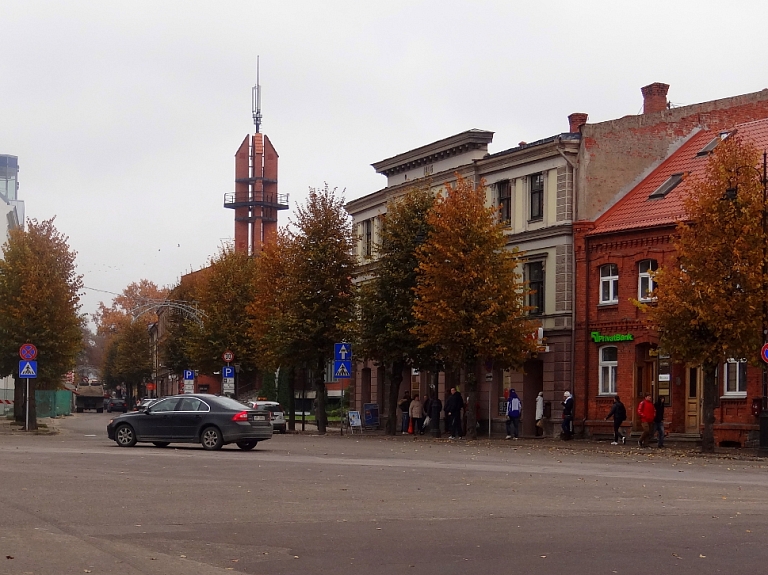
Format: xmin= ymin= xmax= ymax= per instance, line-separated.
xmin=371 ymin=130 xmax=494 ymax=176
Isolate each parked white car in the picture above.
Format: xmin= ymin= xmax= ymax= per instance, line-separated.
xmin=248 ymin=401 xmax=286 ymax=434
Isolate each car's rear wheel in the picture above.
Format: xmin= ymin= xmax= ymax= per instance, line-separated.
xmin=279 ymin=427 xmax=286 ymax=434
xmin=236 ymin=440 xmax=258 ymax=450
xmin=115 ymin=424 xmax=137 ymax=447
xmin=152 ymin=441 xmax=170 ymax=448
xmin=97 ymin=408 xmax=104 ymax=413
xmin=201 ymin=426 xmax=223 ymax=450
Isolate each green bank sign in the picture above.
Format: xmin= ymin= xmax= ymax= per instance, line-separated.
xmin=590 ymin=331 xmax=634 ymax=343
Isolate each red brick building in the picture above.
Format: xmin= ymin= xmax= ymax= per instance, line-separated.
xmin=574 ymin=119 xmax=768 ymax=446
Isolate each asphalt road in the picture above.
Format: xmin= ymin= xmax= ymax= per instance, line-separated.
xmin=1 ymin=413 xmax=767 ymax=575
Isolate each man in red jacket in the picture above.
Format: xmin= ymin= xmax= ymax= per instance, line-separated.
xmin=637 ymin=393 xmax=656 ymax=448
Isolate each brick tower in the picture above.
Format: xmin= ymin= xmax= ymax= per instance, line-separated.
xmin=224 ymin=67 xmax=288 ymax=253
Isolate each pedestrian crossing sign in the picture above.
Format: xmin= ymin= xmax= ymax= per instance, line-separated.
xmin=334 ymin=360 xmax=351 ymax=379
xmin=19 ymin=360 xmax=37 ymax=378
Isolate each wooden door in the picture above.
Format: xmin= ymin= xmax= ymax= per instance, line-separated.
xmin=685 ymin=367 xmax=702 ymax=434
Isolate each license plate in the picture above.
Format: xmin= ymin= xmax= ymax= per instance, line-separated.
xmin=253 ymin=415 xmax=266 ymax=421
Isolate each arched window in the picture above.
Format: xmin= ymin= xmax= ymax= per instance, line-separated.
xmin=638 ymin=259 xmax=658 ymax=301
xmin=599 ymin=346 xmax=618 ymax=395
xmin=600 ymin=264 xmax=619 ymax=304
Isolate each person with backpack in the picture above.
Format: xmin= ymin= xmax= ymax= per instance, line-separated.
xmin=637 ymin=393 xmax=656 ymax=448
xmin=506 ymin=389 xmax=522 ymax=439
xmin=605 ymin=395 xmax=627 ymax=445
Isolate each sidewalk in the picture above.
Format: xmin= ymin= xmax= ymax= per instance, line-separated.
xmin=0 ymin=415 xmax=60 ymax=435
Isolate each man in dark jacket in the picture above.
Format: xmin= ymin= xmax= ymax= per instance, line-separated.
xmin=445 ymin=387 xmax=464 ymax=439
xmin=654 ymin=396 xmax=666 ymax=448
xmin=605 ymin=395 xmax=627 ymax=445
xmin=561 ymin=391 xmax=574 ymax=440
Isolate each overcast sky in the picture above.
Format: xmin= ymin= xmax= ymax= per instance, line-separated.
xmin=3 ymin=0 xmax=767 ymax=319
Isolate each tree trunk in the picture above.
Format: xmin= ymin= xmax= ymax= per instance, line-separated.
xmin=465 ymin=361 xmax=478 ymax=440
xmin=386 ymin=360 xmax=404 ymax=436
xmin=314 ymin=357 xmax=327 ymax=434
xmin=14 ymin=378 xmax=23 ymax=423
xmin=701 ymin=362 xmax=717 ymax=453
xmin=288 ymin=366 xmax=296 ymax=432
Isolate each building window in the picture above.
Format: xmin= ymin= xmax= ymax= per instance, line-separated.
xmin=529 ymin=173 xmax=544 ymax=221
xmin=638 ymin=259 xmax=658 ymax=301
xmin=600 ymin=264 xmax=619 ymax=304
xmin=599 ymin=346 xmax=618 ymax=395
xmin=497 ymin=180 xmax=512 ymax=225
xmin=525 ymin=261 xmax=544 ymax=315
xmin=361 ymin=219 xmax=373 ymax=258
xmin=723 ymin=359 xmax=747 ymax=395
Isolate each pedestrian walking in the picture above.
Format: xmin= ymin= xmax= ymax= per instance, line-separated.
xmin=535 ymin=391 xmax=544 ymax=437
xmin=445 ymin=387 xmax=464 ymax=439
xmin=654 ymin=395 xmax=666 ymax=448
xmin=398 ymin=391 xmax=411 ymax=435
xmin=637 ymin=393 xmax=656 ymax=448
xmin=409 ymin=394 xmax=424 ymax=435
xmin=561 ymin=391 xmax=574 ymax=440
xmin=605 ymin=395 xmax=627 ymax=445
xmin=505 ymin=389 xmax=521 ymax=439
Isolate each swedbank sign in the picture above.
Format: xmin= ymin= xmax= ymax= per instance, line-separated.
xmin=590 ymin=331 xmax=634 ymax=343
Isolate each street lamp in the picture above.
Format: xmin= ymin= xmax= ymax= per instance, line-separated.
xmin=726 ymin=151 xmax=768 ymax=455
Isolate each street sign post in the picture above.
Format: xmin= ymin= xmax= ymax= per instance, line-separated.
xmin=222 ymin=350 xmax=235 ymax=363
xmin=18 ymin=358 xmax=37 ymax=432
xmin=333 ymin=342 xmax=352 ymax=379
xmin=222 ymin=366 xmax=235 ymax=395
xmin=19 ymin=343 xmax=37 ymax=360
xmin=761 ymin=343 xmax=768 ymax=364
xmin=183 ymin=369 xmax=194 ymax=394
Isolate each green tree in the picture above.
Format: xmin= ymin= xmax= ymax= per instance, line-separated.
xmin=356 ymin=185 xmax=437 ymax=435
xmin=412 ymin=175 xmax=538 ymax=439
xmin=279 ymin=184 xmax=354 ymax=434
xmin=640 ymin=136 xmax=765 ymax=453
xmin=0 ymin=218 xmax=84 ymax=428
xmin=114 ymin=319 xmax=153 ymax=394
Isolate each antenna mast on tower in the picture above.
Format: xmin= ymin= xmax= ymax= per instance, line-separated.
xmin=252 ymin=56 xmax=262 ymax=133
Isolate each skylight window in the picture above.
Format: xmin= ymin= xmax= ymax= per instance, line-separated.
xmin=649 ymin=173 xmax=684 ymax=199
xmin=696 ymin=131 xmax=732 ymax=156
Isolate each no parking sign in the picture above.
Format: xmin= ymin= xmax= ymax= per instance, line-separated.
xmin=761 ymin=343 xmax=768 ymax=364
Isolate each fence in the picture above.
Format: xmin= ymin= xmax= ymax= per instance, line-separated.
xmin=34 ymin=390 xmax=72 ymax=418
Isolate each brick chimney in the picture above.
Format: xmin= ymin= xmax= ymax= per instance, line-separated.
xmin=568 ymin=113 xmax=588 ymax=133
xmin=641 ymin=82 xmax=670 ymax=114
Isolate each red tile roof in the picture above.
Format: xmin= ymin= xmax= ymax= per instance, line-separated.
xmin=589 ymin=117 xmax=768 ymax=236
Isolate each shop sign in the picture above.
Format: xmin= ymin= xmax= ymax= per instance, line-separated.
xmin=590 ymin=331 xmax=634 ymax=343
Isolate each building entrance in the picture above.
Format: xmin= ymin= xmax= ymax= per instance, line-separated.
xmin=521 ymin=359 xmax=543 ymax=437
xmin=633 ymin=346 xmax=656 ymax=431
xmin=685 ymin=367 xmax=702 ymax=434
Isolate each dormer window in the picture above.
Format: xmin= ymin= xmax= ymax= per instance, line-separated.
xmin=649 ymin=173 xmax=684 ymax=200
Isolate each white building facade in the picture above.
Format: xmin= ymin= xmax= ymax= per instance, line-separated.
xmin=346 ymin=125 xmax=580 ymax=435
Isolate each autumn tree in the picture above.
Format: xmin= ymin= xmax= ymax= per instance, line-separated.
xmin=247 ymin=231 xmax=297 ymax=426
xmin=93 ymin=279 xmax=168 ymax=399
xmin=278 ymin=184 xmax=354 ymax=434
xmin=159 ymin=278 xmax=199 ymax=377
xmin=640 ymin=136 xmax=765 ymax=452
xmin=412 ymin=175 xmax=539 ymax=439
xmin=356 ymin=185 xmax=437 ymax=435
xmin=0 ymin=218 xmax=84 ymax=428
xmin=185 ymin=247 xmax=260 ymax=386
